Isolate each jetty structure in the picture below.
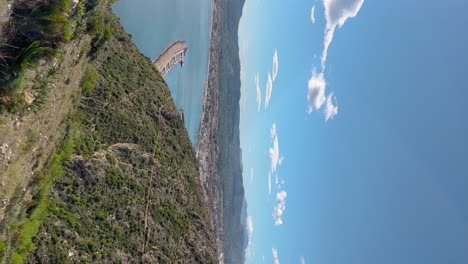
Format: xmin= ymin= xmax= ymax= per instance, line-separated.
xmin=153 ymin=40 xmax=188 ymax=77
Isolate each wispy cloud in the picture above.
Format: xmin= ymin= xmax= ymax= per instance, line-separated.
xmin=273 ymin=190 xmax=287 ymax=225
xmin=276 ymin=179 xmax=285 ymax=190
xmin=250 ymin=168 xmax=254 ymax=184
xmin=272 ymin=248 xmax=280 ymax=264
xmin=310 ymin=5 xmax=316 ymax=24
xmin=300 ymin=256 xmax=306 ymax=264
xmin=261 ymin=49 xmax=279 ymax=110
xmin=264 ymin=72 xmax=273 ymax=109
xmin=321 ymin=0 xmax=364 ymax=69
xmin=269 ymin=123 xmax=282 ymax=173
xmin=324 ymin=93 xmax=338 ymax=121
xmin=246 ymin=216 xmax=254 ymax=237
xmin=307 ymin=71 xmax=326 ymax=113
xmin=246 ymin=216 xmax=254 ymax=257
xmin=272 ymin=49 xmax=279 ymax=81
xmin=255 ymin=72 xmax=262 ymax=112
xmin=268 ymin=123 xmax=287 ymax=224
xmin=268 ymin=172 xmax=272 ymax=194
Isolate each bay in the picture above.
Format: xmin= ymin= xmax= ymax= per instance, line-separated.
xmin=112 ymin=0 xmax=212 ymax=146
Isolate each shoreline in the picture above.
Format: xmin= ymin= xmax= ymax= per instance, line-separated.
xmin=196 ymin=0 xmax=224 ymax=262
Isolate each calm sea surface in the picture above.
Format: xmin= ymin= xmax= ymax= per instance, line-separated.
xmin=113 ymin=0 xmax=212 ymax=146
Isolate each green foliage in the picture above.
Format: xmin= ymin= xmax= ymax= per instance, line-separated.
xmin=103 ymin=27 xmax=113 ymax=41
xmin=11 ymin=252 xmax=23 ymax=264
xmin=36 ymin=0 xmax=73 ymax=38
xmin=49 ymin=203 xmax=78 ymax=228
xmin=0 ymin=240 xmax=6 ymax=259
xmin=0 ymin=0 xmax=79 ymax=112
xmin=105 ymin=167 xmax=122 ymax=188
xmin=11 ymin=131 xmax=76 ymax=263
xmin=82 ymin=65 xmax=99 ymax=95
xmin=155 ymin=199 xmax=189 ymax=240
xmin=63 ymin=23 xmax=73 ymax=41
xmin=1 ymin=41 xmax=58 ymax=104
xmin=86 ymin=12 xmax=114 ymax=55
xmin=85 ymin=0 xmax=100 ymax=11
xmin=13 ymin=198 xmax=48 ymax=262
xmin=88 ymin=13 xmax=105 ymax=36
xmin=19 ymin=42 xmax=55 ymax=71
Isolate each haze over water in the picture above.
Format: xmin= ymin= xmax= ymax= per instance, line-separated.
xmin=113 ymin=0 xmax=212 ymax=145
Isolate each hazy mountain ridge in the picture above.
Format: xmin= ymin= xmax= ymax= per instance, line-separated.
xmin=217 ymin=0 xmax=247 ymax=263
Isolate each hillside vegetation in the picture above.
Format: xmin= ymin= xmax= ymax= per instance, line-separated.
xmin=0 ymin=0 xmax=217 ymax=263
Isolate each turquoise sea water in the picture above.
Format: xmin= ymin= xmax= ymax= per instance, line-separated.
xmin=113 ymin=0 xmax=212 ymax=145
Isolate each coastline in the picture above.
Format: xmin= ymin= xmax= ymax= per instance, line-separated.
xmin=196 ymin=0 xmax=224 ymax=261
xmin=197 ymin=0 xmax=247 ymax=262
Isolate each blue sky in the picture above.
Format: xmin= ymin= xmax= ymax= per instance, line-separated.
xmin=239 ymin=0 xmax=468 ymax=263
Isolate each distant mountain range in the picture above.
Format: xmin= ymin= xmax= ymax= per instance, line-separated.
xmin=197 ymin=0 xmax=248 ymax=262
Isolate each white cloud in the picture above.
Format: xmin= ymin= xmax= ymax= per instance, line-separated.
xmin=264 ymin=72 xmax=273 ymax=109
xmin=276 ymin=179 xmax=285 ymax=190
xmin=250 ymin=168 xmax=254 ymax=184
xmin=255 ymin=72 xmax=262 ymax=112
xmin=273 ymin=178 xmax=285 ymax=191
xmin=273 ymin=190 xmax=287 ymax=225
xmin=246 ymin=216 xmax=254 ymax=237
xmin=310 ymin=5 xmax=316 ymax=24
xmin=272 ymin=49 xmax=279 ymax=82
xmin=272 ymin=248 xmax=280 ymax=264
xmin=321 ymin=0 xmax=365 ymax=69
xmin=324 ymin=93 xmax=338 ymax=121
xmin=269 ymin=123 xmax=281 ymax=173
xmin=268 ymin=172 xmax=272 ymax=194
xmin=307 ymin=0 xmax=364 ymax=118
xmin=270 ymin=123 xmax=277 ymax=138
xmin=307 ymin=71 xmax=326 ymax=113
xmin=300 ymin=256 xmax=306 ymax=264
xmin=246 ymin=216 xmax=254 ymax=258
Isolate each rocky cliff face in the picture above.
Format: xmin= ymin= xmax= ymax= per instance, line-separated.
xmin=0 ymin=1 xmax=217 ymax=263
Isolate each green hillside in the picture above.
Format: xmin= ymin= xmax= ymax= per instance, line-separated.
xmin=0 ymin=0 xmax=217 ymax=263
